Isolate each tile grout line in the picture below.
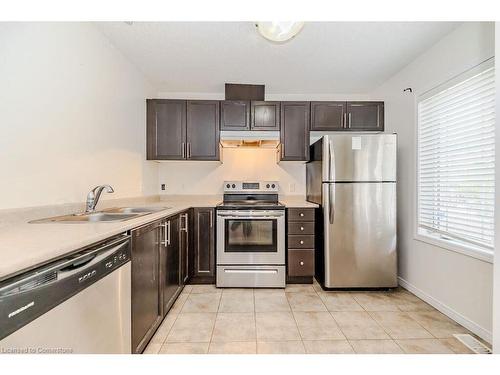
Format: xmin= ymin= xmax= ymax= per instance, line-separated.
xmin=160 ymin=287 xmax=192 ymax=349
xmin=287 ymin=293 xmax=307 ymax=353
xmin=253 ymin=288 xmax=258 ymax=353
xmin=207 ymin=287 xmax=224 ymax=351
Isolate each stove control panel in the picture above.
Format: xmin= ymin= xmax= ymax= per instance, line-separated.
xmin=223 ymin=181 xmax=279 ymax=193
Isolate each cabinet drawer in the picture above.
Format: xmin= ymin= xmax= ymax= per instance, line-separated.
xmin=288 ymin=222 xmax=314 ymax=235
xmin=288 ymin=235 xmax=314 ymax=249
xmin=288 ymin=249 xmax=314 ymax=277
xmin=287 ymin=208 xmax=315 ymax=222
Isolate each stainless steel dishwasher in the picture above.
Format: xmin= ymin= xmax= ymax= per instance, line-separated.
xmin=0 ymin=235 xmax=131 ymax=354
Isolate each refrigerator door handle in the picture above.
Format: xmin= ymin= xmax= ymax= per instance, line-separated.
xmin=329 ymin=184 xmax=335 ymax=224
xmin=328 ymin=139 xmax=335 ymax=181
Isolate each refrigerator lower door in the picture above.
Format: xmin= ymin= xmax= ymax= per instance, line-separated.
xmin=322 ymin=182 xmax=397 ymax=288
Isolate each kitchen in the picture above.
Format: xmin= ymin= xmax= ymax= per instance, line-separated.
xmin=1 ymin=2 xmax=500 ymax=372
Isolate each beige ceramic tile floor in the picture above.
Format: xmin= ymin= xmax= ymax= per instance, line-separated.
xmin=143 ymin=282 xmax=482 ymax=354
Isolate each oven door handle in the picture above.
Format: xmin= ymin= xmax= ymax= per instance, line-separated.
xmin=217 ymin=214 xmax=284 ymax=219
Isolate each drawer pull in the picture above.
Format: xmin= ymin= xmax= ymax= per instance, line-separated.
xmin=300 ymin=240 xmax=304 ymax=245
xmin=300 ymin=213 xmax=304 ymax=217
xmin=300 ymin=261 xmax=304 ymax=266
xmin=300 ymin=226 xmax=304 ymax=231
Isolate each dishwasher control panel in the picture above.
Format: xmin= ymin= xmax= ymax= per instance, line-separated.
xmin=104 ymin=251 xmax=129 ymax=270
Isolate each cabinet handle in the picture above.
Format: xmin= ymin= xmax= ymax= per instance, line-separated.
xmin=160 ymin=223 xmax=167 ymax=246
xmin=181 ymin=142 xmax=185 ymax=158
xmin=343 ymin=113 xmax=347 ymax=128
xmin=300 ymin=240 xmax=304 ymax=245
xmin=300 ymin=261 xmax=304 ymax=266
xmin=167 ymin=220 xmax=171 ymax=245
xmin=181 ymin=213 xmax=188 ymax=232
xmin=209 ymin=210 xmax=213 ymax=228
xmin=187 ymin=143 xmax=191 ymax=159
xmin=300 ymin=226 xmax=304 ymax=231
xmin=299 ymin=213 xmax=304 ymax=217
xmin=348 ymin=113 xmax=352 ymax=128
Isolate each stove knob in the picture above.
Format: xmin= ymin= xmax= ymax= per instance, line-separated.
xmin=232 ymin=184 xmax=236 ymax=188
xmin=266 ymin=184 xmax=270 ymax=188
xmin=271 ymin=184 xmax=276 ymax=189
xmin=226 ymin=184 xmax=230 ymax=189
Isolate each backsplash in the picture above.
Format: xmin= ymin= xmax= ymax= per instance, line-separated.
xmin=157 ymin=148 xmax=306 ymax=196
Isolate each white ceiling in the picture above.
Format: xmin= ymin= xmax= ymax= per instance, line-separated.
xmin=96 ymin=22 xmax=460 ymax=94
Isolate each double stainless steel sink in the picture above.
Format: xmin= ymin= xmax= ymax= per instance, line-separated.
xmin=30 ymin=206 xmax=170 ymax=223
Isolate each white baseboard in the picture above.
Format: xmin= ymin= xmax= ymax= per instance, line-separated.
xmin=398 ymin=277 xmax=492 ymax=344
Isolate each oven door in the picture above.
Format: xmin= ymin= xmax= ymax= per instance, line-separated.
xmin=217 ymin=210 xmax=285 ymax=265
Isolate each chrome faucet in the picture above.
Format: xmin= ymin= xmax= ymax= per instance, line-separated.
xmin=86 ymin=185 xmax=114 ymax=213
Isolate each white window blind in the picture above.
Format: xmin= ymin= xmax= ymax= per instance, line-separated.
xmin=417 ymin=62 xmax=495 ymax=253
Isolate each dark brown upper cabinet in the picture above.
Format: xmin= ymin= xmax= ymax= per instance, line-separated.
xmin=346 ymin=101 xmax=384 ymax=131
xmin=186 ymin=101 xmax=220 ymax=160
xmin=251 ymin=101 xmax=280 ymax=131
xmin=279 ymin=102 xmax=310 ymax=161
xmin=147 ymin=99 xmax=186 ymax=160
xmin=220 ymin=100 xmax=250 ymax=131
xmin=147 ymin=99 xmax=220 ymax=161
xmin=310 ymin=101 xmax=346 ymax=131
xmin=309 ymin=101 xmax=384 ymax=131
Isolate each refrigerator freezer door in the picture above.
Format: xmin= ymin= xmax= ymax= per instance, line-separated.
xmin=322 ymin=134 xmax=397 ymax=182
xmin=322 ymin=182 xmax=397 ymax=288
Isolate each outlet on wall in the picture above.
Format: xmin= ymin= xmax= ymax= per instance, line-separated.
xmin=161 ymin=184 xmax=166 ymax=191
xmin=289 ymin=183 xmax=296 ymax=193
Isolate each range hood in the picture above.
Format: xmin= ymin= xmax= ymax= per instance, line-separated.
xmin=220 ymin=131 xmax=280 ymax=149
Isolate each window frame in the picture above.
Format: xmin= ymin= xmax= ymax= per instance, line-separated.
xmin=415 ymin=57 xmax=495 ymax=264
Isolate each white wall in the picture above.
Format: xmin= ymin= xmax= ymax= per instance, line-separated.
xmin=493 ymin=22 xmax=500 ymax=354
xmin=0 ymin=23 xmax=158 ymax=209
xmin=371 ymin=22 xmax=495 ymax=342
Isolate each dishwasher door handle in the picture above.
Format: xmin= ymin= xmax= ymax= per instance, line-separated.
xmin=57 ymin=238 xmax=129 ymax=281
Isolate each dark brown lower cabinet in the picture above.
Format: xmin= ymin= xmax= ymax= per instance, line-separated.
xmin=131 ymin=221 xmax=162 ymax=354
xmin=286 ymin=208 xmax=316 ymax=283
xmin=189 ymin=208 xmax=215 ymax=284
xmin=160 ymin=215 xmax=181 ymax=317
xmin=180 ymin=212 xmax=190 ymax=284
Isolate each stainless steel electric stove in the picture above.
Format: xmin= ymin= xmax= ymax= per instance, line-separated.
xmin=216 ymin=181 xmax=285 ymax=288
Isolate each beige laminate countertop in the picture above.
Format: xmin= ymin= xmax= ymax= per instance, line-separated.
xmin=0 ymin=195 xmax=221 ymax=281
xmin=279 ymin=197 xmax=319 ymax=208
xmin=0 ymin=195 xmax=317 ymax=281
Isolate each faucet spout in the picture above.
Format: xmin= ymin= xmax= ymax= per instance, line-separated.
xmin=86 ymin=185 xmax=114 ymax=213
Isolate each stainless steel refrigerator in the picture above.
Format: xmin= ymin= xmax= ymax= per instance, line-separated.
xmin=306 ymin=134 xmax=397 ymax=288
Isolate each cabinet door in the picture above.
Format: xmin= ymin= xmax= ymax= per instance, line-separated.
xmin=251 ymin=101 xmax=280 ymax=130
xmin=280 ymin=102 xmax=310 ymax=161
xmin=191 ymin=208 xmax=215 ymax=283
xmin=220 ymin=100 xmax=250 ymax=131
xmin=161 ymin=215 xmax=181 ymax=316
xmin=131 ymin=222 xmax=162 ymax=353
xmin=186 ymin=100 xmax=220 ymax=160
xmin=346 ymin=101 xmax=384 ymax=131
xmin=180 ymin=212 xmax=189 ymax=284
xmin=147 ymin=99 xmax=186 ymax=160
xmin=310 ymin=101 xmax=346 ymax=130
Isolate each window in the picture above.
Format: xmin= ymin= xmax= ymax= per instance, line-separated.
xmin=417 ymin=59 xmax=495 ymax=257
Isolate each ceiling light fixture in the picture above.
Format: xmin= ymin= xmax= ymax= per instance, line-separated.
xmin=255 ymin=22 xmax=305 ymax=43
